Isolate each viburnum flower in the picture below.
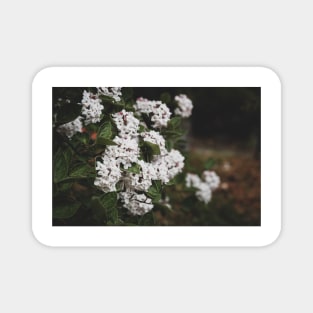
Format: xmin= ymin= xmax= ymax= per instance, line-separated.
xmin=127 ymin=160 xmax=157 ymax=191
xmin=195 ymin=182 xmax=212 ymax=204
xmin=134 ymin=97 xmax=171 ymax=128
xmin=57 ymin=116 xmax=83 ymax=138
xmin=112 ymin=110 xmax=140 ymax=138
xmin=152 ymin=149 xmax=185 ymax=183
xmin=97 ymin=87 xmax=122 ymax=102
xmin=185 ymin=171 xmax=220 ymax=204
xmin=202 ymin=170 xmax=220 ymax=190
xmin=105 ymin=136 xmax=140 ymax=169
xmin=141 ymin=130 xmax=167 ymax=155
xmin=80 ymin=90 xmax=104 ymax=125
xmin=174 ymin=94 xmax=193 ymax=118
xmin=94 ymin=155 xmax=122 ymax=192
xmin=119 ymin=191 xmax=154 ymax=216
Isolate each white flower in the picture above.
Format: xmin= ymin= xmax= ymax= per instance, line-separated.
xmin=94 ymin=155 xmax=122 ymax=192
xmin=153 ymin=149 xmax=185 ymax=183
xmin=174 ymin=94 xmax=193 ymax=118
xmin=196 ymin=182 xmax=212 ymax=204
xmin=105 ymin=136 xmax=140 ymax=169
xmin=202 ymin=171 xmax=220 ymax=190
xmin=98 ymin=87 xmax=122 ymax=102
xmin=57 ymin=116 xmax=83 ymax=139
xmin=128 ymin=160 xmax=157 ymax=191
xmin=119 ymin=191 xmax=153 ymax=216
xmin=141 ymin=130 xmax=167 ymax=155
xmin=185 ymin=171 xmax=220 ymax=204
xmin=186 ymin=173 xmax=202 ymax=188
xmin=112 ymin=110 xmax=140 ymax=138
xmin=81 ymin=90 xmax=104 ymax=125
xmin=134 ymin=97 xmax=171 ymax=128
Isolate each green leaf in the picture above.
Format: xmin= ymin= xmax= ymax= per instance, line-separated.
xmin=96 ymin=120 xmax=112 ymax=143
xmin=146 ymin=180 xmax=162 ymax=203
xmin=56 ymin=181 xmax=73 ymax=192
xmin=167 ymin=116 xmax=182 ymax=130
xmin=139 ymin=211 xmax=155 ymax=225
xmin=122 ymin=87 xmax=133 ymax=101
xmin=53 ymin=148 xmax=71 ymax=183
xmin=126 ymin=163 xmax=141 ymax=174
xmin=97 ymin=138 xmax=117 ymax=146
xmin=69 ymin=163 xmax=95 ymax=179
xmin=91 ymin=192 xmax=118 ymax=224
xmin=143 ymin=141 xmax=161 ymax=155
xmin=138 ymin=124 xmax=146 ymax=133
xmin=160 ymin=92 xmax=171 ymax=105
xmin=204 ymin=158 xmax=216 ymax=170
xmin=53 ymin=201 xmax=81 ymax=219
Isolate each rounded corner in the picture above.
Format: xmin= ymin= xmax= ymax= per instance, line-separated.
xmin=257 ymin=66 xmax=282 ymax=88
xmin=259 ymin=225 xmax=282 ymax=247
xmin=31 ymin=225 xmax=54 ymax=248
xmin=32 ymin=66 xmax=56 ymax=88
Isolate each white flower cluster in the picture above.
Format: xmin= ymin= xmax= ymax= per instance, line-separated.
xmin=97 ymin=87 xmax=122 ymax=102
xmin=174 ymin=94 xmax=193 ymax=118
xmin=57 ymin=88 xmax=122 ymax=138
xmin=186 ymin=170 xmax=220 ymax=204
xmin=95 ymin=107 xmax=185 ymax=215
xmin=81 ymin=90 xmax=104 ymax=125
xmin=112 ymin=109 xmax=140 ymax=138
xmin=202 ymin=170 xmax=220 ymax=190
xmin=153 ymin=149 xmax=185 ymax=184
xmin=119 ymin=191 xmax=153 ymax=216
xmin=134 ymin=97 xmax=172 ymax=128
xmin=57 ymin=116 xmax=83 ymax=138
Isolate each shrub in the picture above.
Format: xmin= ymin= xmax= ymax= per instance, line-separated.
xmin=53 ymin=87 xmax=219 ymax=226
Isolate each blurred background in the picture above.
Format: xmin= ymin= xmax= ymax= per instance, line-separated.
xmin=133 ymin=87 xmax=261 ymax=226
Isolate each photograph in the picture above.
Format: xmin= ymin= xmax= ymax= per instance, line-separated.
xmin=52 ymin=86 xmax=261 ymax=227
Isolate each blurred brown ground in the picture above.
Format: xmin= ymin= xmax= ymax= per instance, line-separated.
xmin=154 ymin=136 xmax=261 ymax=226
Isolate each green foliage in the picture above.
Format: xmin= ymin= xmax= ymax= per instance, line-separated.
xmin=96 ymin=120 xmax=117 ymax=145
xmin=139 ymin=211 xmax=155 ymax=225
xmin=69 ymin=163 xmax=95 ymax=179
xmin=160 ymin=92 xmax=172 ymax=105
xmin=204 ymin=158 xmax=216 ymax=170
xmin=146 ymin=180 xmax=162 ymax=203
xmin=126 ymin=163 xmax=141 ymax=174
xmin=53 ymin=147 xmax=72 ymax=183
xmin=91 ymin=192 xmax=118 ymax=224
xmin=53 ymin=198 xmax=81 ymax=219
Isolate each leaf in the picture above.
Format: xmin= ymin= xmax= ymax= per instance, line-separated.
xmin=204 ymin=158 xmax=216 ymax=170
xmin=91 ymin=192 xmax=118 ymax=224
xmin=167 ymin=117 xmax=182 ymax=130
xmin=97 ymin=120 xmax=112 ymax=142
xmin=126 ymin=163 xmax=141 ymax=174
xmin=53 ymin=201 xmax=81 ymax=219
xmin=69 ymin=163 xmax=95 ymax=179
xmin=53 ymin=148 xmax=70 ymax=183
xmin=97 ymin=138 xmax=117 ymax=146
xmin=146 ymin=180 xmax=162 ymax=203
xmin=138 ymin=124 xmax=146 ymax=133
xmin=139 ymin=211 xmax=155 ymax=225
xmin=160 ymin=92 xmax=171 ymax=105
xmin=143 ymin=141 xmax=161 ymax=155
xmin=122 ymin=87 xmax=133 ymax=101
xmin=57 ymin=181 xmax=73 ymax=192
